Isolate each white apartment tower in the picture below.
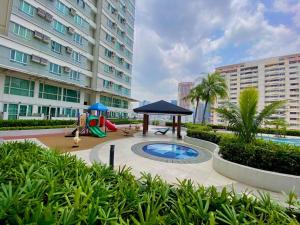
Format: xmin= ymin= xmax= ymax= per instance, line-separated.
xmin=211 ymin=53 xmax=300 ymax=129
xmin=0 ymin=0 xmax=135 ymax=120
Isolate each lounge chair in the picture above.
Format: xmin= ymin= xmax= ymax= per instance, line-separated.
xmin=154 ymin=128 xmax=170 ymax=135
xmin=121 ymin=128 xmax=134 ymax=136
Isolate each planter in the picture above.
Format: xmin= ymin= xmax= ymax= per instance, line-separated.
xmin=184 ymin=136 xmax=300 ymax=194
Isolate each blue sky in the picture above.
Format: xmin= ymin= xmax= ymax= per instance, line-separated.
xmin=131 ymin=0 xmax=300 ymax=102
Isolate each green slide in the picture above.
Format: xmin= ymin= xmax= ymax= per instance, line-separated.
xmin=89 ymin=126 xmax=106 ymax=138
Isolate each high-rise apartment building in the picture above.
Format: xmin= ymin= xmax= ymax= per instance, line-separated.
xmin=211 ymin=53 xmax=300 ymax=129
xmin=0 ymin=0 xmax=135 ymax=120
xmin=178 ymin=82 xmax=194 ymax=122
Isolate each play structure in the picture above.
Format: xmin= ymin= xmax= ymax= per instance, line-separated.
xmin=66 ymin=102 xmax=117 ymax=138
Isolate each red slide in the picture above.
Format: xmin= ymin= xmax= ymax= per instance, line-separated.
xmin=105 ymin=119 xmax=117 ymax=132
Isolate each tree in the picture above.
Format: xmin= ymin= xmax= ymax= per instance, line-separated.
xmin=265 ymin=118 xmax=287 ymax=137
xmin=184 ymin=86 xmax=201 ymax=124
xmin=198 ymin=72 xmax=228 ymax=124
xmin=216 ymin=88 xmax=286 ymax=143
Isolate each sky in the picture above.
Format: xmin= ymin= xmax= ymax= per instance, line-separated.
xmin=130 ymin=0 xmax=300 ymax=103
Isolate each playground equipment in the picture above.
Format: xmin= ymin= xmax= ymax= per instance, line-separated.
xmin=87 ymin=115 xmax=106 ymax=138
xmin=66 ymin=102 xmax=116 ymax=138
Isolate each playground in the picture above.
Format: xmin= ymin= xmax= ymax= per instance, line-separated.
xmin=34 ymin=102 xmax=140 ymax=152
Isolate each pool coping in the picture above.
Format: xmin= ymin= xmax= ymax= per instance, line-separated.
xmin=131 ymin=140 xmax=212 ymax=164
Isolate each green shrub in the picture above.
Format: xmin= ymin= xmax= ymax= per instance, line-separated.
xmin=0 ymin=119 xmax=76 ymax=128
xmin=0 ymin=142 xmax=298 ymax=224
xmin=184 ymin=123 xmax=213 ymax=131
xmin=219 ymin=138 xmax=300 ymax=176
xmin=0 ymin=125 xmax=76 ymax=131
xmin=109 ymin=118 xmax=142 ymax=125
xmin=152 ymin=120 xmax=160 ymax=125
xmin=187 ymin=129 xmax=222 ymax=144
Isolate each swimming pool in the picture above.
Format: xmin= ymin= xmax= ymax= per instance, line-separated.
xmin=131 ymin=141 xmax=212 ymax=163
xmin=142 ymin=143 xmax=199 ymax=159
xmin=260 ymin=136 xmax=300 ymax=146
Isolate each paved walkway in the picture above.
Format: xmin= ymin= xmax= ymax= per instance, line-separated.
xmin=70 ymin=127 xmax=287 ymax=201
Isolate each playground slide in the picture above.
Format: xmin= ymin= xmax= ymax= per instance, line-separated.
xmin=89 ymin=126 xmax=106 ymax=138
xmin=105 ymin=120 xmax=117 ymax=131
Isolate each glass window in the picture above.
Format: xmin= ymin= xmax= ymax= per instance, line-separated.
xmin=74 ymin=15 xmax=86 ymax=27
xmin=39 ymin=83 xmax=62 ymax=100
xmin=20 ymin=0 xmax=34 ymax=16
xmin=13 ymin=23 xmax=31 ymax=39
xmin=4 ymin=76 xmax=34 ymax=97
xmin=73 ymin=33 xmax=83 ymax=45
xmin=49 ymin=63 xmax=62 ymax=75
xmin=51 ymin=41 xmax=62 ymax=54
xmin=10 ymin=50 xmax=28 ymax=65
xmin=72 ymin=51 xmax=81 ymax=63
xmin=70 ymin=70 xmax=80 ymax=81
xmin=53 ymin=20 xmax=65 ymax=34
xmin=63 ymin=88 xmax=80 ymax=103
xmin=8 ymin=104 xmax=18 ymax=120
xmin=56 ymin=1 xmax=67 ymax=14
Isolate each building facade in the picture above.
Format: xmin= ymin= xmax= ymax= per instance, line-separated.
xmin=0 ymin=0 xmax=135 ymax=120
xmin=211 ymin=53 xmax=300 ymax=129
xmin=178 ymin=82 xmax=194 ymax=123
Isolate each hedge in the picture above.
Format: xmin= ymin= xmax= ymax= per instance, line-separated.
xmin=0 ymin=119 xmax=76 ymax=128
xmin=0 ymin=125 xmax=76 ymax=131
xmin=219 ymin=138 xmax=300 ymax=176
xmin=109 ymin=118 xmax=142 ymax=125
xmin=187 ymin=127 xmax=300 ymax=176
xmin=0 ymin=141 xmax=298 ymax=224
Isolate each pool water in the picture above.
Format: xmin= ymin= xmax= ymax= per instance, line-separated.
xmin=261 ymin=136 xmax=300 ymax=146
xmin=142 ymin=143 xmax=199 ymax=159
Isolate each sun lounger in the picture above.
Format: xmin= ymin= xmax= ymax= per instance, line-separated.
xmin=154 ymin=128 xmax=170 ymax=135
xmin=121 ymin=128 xmax=134 ymax=136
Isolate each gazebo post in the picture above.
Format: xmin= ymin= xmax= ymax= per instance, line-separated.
xmin=177 ymin=115 xmax=182 ymax=139
xmin=146 ymin=114 xmax=149 ymax=132
xmin=172 ymin=116 xmax=176 ymax=133
xmin=143 ymin=114 xmax=147 ymax=135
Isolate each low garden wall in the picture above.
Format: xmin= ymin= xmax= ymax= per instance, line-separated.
xmin=184 ymin=136 xmax=300 ymax=195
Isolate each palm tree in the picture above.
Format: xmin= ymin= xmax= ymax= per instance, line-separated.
xmin=216 ymin=88 xmax=286 ymax=143
xmin=184 ymin=86 xmax=201 ymax=124
xmin=198 ymin=72 xmax=228 ymax=124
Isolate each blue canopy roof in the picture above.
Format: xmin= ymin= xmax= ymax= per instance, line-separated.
xmin=88 ymin=103 xmax=109 ymax=111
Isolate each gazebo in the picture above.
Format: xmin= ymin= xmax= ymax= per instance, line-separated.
xmin=133 ymin=100 xmax=193 ymax=139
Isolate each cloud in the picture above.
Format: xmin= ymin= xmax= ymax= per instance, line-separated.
xmin=131 ymin=0 xmax=300 ymax=102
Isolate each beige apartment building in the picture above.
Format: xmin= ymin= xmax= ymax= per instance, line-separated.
xmin=178 ymin=82 xmax=194 ymax=123
xmin=211 ymin=53 xmax=300 ymax=129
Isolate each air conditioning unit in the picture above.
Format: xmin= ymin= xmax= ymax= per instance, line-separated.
xmin=109 ymin=66 xmax=114 ymax=72
xmin=33 ymin=31 xmax=43 ymax=40
xmin=69 ymin=8 xmax=76 ymax=16
xmin=111 ymin=52 xmax=116 ymax=57
xmin=31 ymin=55 xmax=41 ymax=63
xmin=37 ymin=8 xmax=46 ymax=18
xmin=111 ymin=37 xmax=116 ymax=43
xmin=42 ymin=35 xmax=51 ymax=43
xmin=112 ymin=9 xmax=118 ymax=15
xmin=67 ymin=27 xmax=75 ymax=34
xmin=40 ymin=57 xmax=48 ymax=66
xmin=45 ymin=13 xmax=53 ymax=22
xmin=112 ymin=23 xmax=117 ymax=29
xmin=121 ymin=44 xmax=125 ymax=49
xmin=65 ymin=46 xmax=73 ymax=54
xmin=63 ymin=66 xmax=71 ymax=73
xmin=120 ymin=58 xmax=124 ymax=63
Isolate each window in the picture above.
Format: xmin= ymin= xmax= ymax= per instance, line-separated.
xmin=125 ymin=62 xmax=131 ymax=70
xmin=20 ymin=0 xmax=34 ymax=16
xmin=74 ymin=15 xmax=86 ymax=27
xmin=73 ymin=33 xmax=83 ymax=45
xmin=51 ymin=41 xmax=62 ymax=54
xmin=72 ymin=51 xmax=81 ymax=63
xmin=104 ymin=49 xmax=113 ymax=58
xmin=53 ymin=20 xmax=65 ymax=34
xmin=63 ymin=88 xmax=80 ymax=103
xmin=39 ymin=83 xmax=62 ymax=100
xmin=49 ymin=63 xmax=62 ymax=75
xmin=10 ymin=50 xmax=28 ymax=65
xmin=76 ymin=0 xmax=86 ymax=9
xmin=13 ymin=23 xmax=31 ymax=39
xmin=70 ymin=70 xmax=80 ymax=81
xmin=4 ymin=76 xmax=34 ymax=97
xmin=56 ymin=1 xmax=67 ymax=14
xmin=104 ymin=64 xmax=111 ymax=73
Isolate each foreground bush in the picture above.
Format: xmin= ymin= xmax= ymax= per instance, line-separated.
xmin=0 ymin=119 xmax=76 ymax=128
xmin=0 ymin=142 xmax=299 ymax=224
xmin=219 ymin=138 xmax=300 ymax=176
